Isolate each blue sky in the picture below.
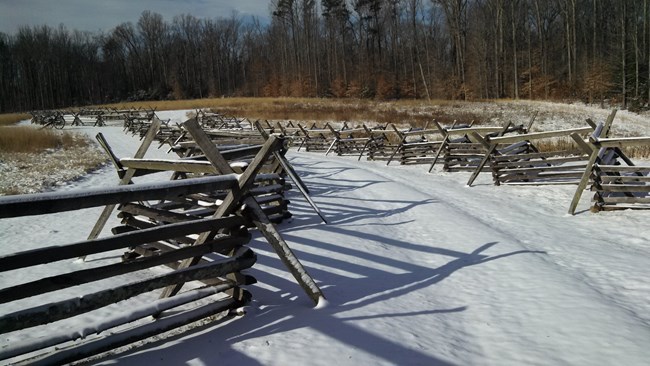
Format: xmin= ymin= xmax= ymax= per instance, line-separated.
xmin=0 ymin=0 xmax=271 ymax=34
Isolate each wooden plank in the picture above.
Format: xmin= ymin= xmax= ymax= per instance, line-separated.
xmin=120 ymin=158 xmax=218 ymax=174
xmin=117 ymin=217 xmax=202 ymax=245
xmin=599 ymin=196 xmax=650 ymax=204
xmin=243 ymin=196 xmax=324 ymax=304
xmin=444 ymin=126 xmax=505 ymax=136
xmin=570 ymin=132 xmax=595 ymax=154
xmin=95 ymin=132 xmax=124 ymax=172
xmin=178 ymin=138 xmax=264 ymax=147
xmin=592 ymin=185 xmax=650 ymax=193
xmin=0 ymin=235 xmax=249 ymax=304
xmin=17 ymin=295 xmax=244 ymax=366
xmin=499 ymin=180 xmax=581 ymax=186
xmin=595 ymin=165 xmax=650 ymax=173
xmin=600 ymin=175 xmax=650 ymax=183
xmin=0 ymin=285 xmax=237 ymax=363
xmin=497 ymin=164 xmax=587 ymax=174
xmin=86 ymin=117 xmax=162 ymax=242
xmin=492 ymin=149 xmax=586 ymax=161
xmin=526 ymin=111 xmax=538 ymax=132
xmin=0 ymin=248 xmax=256 ymax=333
xmin=272 ymin=150 xmax=327 ymax=223
xmin=466 ymin=123 xmax=512 ymax=186
xmin=494 ymin=156 xmax=587 ymax=169
xmin=597 ymin=204 xmax=650 ymax=211
xmin=0 ymin=216 xmax=245 ymax=272
xmin=119 ymin=203 xmax=202 ymax=223
xmin=487 ymin=127 xmax=593 ymax=144
xmin=158 ymin=119 xmax=278 ymax=298
xmin=568 ymin=147 xmax=602 ymax=215
xmin=402 ymin=128 xmax=441 ymax=136
xmin=498 ymin=171 xmax=585 ymax=180
xmin=385 ymin=124 xmax=408 ymax=165
xmin=602 ymin=109 xmax=617 ymax=137
xmin=0 ymin=175 xmax=238 ymax=219
xmin=591 ymin=137 xmax=650 ymax=148
xmin=169 ymin=119 xmax=324 ymax=304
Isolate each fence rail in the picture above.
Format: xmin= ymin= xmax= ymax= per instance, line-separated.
xmin=0 ymin=176 xmax=256 ymax=365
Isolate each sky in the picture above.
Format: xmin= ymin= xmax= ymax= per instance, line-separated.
xmin=0 ymin=0 xmax=271 ymax=34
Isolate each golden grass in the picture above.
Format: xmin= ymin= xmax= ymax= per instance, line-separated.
xmin=534 ymin=137 xmax=579 ymax=153
xmin=0 ymin=126 xmax=89 ymax=153
xmin=90 ymin=97 xmax=484 ymax=128
xmin=525 ymin=137 xmax=650 ymax=159
xmin=624 ymin=146 xmax=650 ymax=159
xmin=0 ymin=113 xmax=31 ymax=126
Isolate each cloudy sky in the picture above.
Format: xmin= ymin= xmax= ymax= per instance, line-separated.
xmin=0 ymin=0 xmax=271 ymax=34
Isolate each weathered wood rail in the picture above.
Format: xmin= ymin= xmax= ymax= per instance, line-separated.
xmin=0 ymin=176 xmax=256 ymax=365
xmin=571 ymin=136 xmax=650 ymax=213
xmin=434 ymin=120 xmax=528 ymax=173
xmin=466 ymin=120 xmax=601 ymax=187
xmin=134 ymin=124 xmax=293 ymax=224
xmin=195 ymin=109 xmax=251 ymax=130
xmin=0 ymin=117 xmax=329 ymax=364
xmin=385 ymin=123 xmax=443 ymax=166
xmin=30 ymin=107 xmax=156 ymax=129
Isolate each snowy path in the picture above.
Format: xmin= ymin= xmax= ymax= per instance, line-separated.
xmin=91 ymin=150 xmax=650 ymax=366
xmin=1 ymin=107 xmax=648 ymax=365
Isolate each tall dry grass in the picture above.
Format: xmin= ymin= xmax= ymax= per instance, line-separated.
xmin=527 ymin=137 xmax=650 ymax=159
xmin=621 ymin=146 xmax=650 ymax=159
xmin=0 ymin=113 xmax=31 ymax=126
xmin=94 ymin=97 xmax=484 ymax=128
xmin=0 ymin=126 xmax=89 ymax=153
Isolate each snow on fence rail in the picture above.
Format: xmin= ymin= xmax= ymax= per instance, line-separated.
xmin=264 ymin=109 xmax=650 ymax=214
xmin=109 ymin=117 xmax=324 ymax=301
xmin=466 ymin=124 xmax=599 ymax=187
xmin=0 ymin=176 xmax=256 ymax=365
xmin=30 ymin=107 xmax=157 ymax=130
xmin=0 ymin=116 xmax=328 ymax=364
xmin=570 ymin=136 xmax=650 ymax=213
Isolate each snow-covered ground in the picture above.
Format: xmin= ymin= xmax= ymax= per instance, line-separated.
xmin=1 ymin=107 xmax=649 ymax=365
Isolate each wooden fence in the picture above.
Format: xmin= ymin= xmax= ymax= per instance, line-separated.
xmin=0 ymin=176 xmax=256 ymax=365
xmin=569 ymin=135 xmax=650 ymax=213
xmin=274 ymin=109 xmax=650 ymax=214
xmin=0 ymin=117 xmax=326 ymax=364
xmin=30 ymin=107 xmax=156 ymax=129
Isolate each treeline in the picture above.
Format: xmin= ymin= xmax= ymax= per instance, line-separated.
xmin=1 ymin=0 xmax=648 ymax=113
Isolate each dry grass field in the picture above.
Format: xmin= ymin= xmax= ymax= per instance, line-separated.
xmin=95 ymin=97 xmax=485 ymax=127
xmin=0 ymin=126 xmax=91 ymax=153
xmin=0 ymin=127 xmax=105 ymax=195
xmin=0 ymin=112 xmax=30 ymax=126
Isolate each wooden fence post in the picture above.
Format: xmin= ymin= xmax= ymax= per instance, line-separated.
xmin=85 ymin=117 xmax=162 ymax=251
xmin=161 ymin=119 xmax=325 ymax=305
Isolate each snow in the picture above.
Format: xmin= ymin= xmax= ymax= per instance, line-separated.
xmin=1 ymin=107 xmax=649 ymax=365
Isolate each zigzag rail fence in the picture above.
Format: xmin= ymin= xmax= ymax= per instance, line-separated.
xmin=0 ymin=117 xmax=326 ymax=365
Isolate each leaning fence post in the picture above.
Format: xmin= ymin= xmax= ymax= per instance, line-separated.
xmin=161 ymin=119 xmax=325 ymax=305
xmin=84 ymin=117 xmax=162 ymax=258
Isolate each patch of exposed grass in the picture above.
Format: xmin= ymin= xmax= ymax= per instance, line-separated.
xmin=523 ymin=137 xmax=650 ymax=159
xmin=0 ymin=113 xmax=31 ymax=126
xmin=534 ymin=137 xmax=580 ymax=153
xmin=0 ymin=128 xmax=105 ymax=195
xmin=0 ymin=144 xmax=107 ymax=195
xmin=0 ymin=126 xmax=90 ymax=153
xmin=624 ymin=146 xmax=650 ymax=159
